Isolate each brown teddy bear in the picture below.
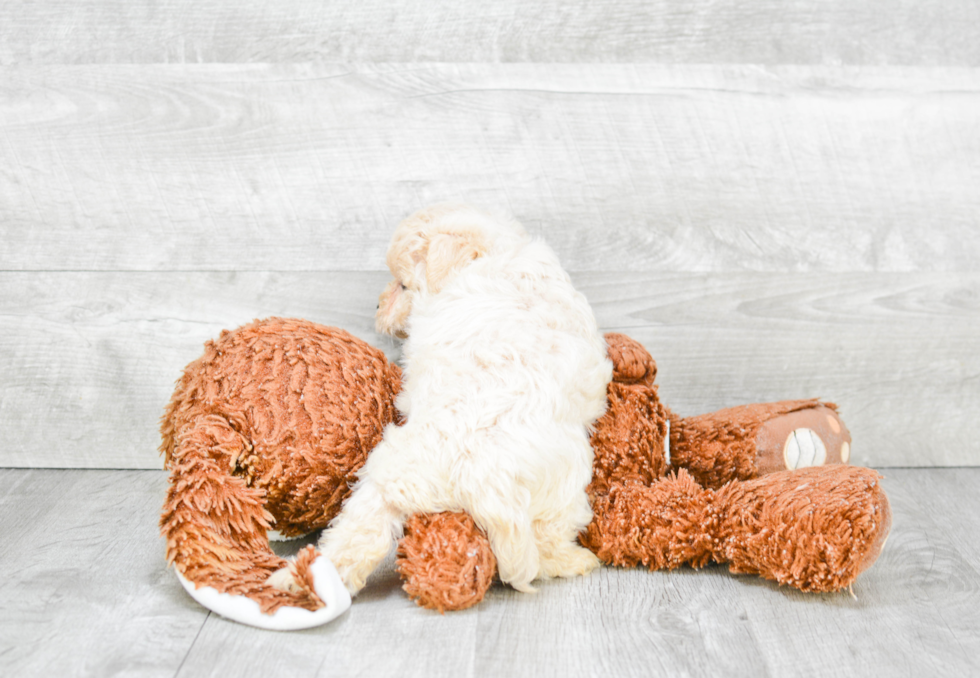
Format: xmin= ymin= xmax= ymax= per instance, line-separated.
xmin=160 ymin=318 xmax=890 ymax=625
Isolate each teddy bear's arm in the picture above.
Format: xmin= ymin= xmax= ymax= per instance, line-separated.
xmin=601 ymin=333 xmax=853 ymax=490
xmin=396 ymin=512 xmax=497 ymax=612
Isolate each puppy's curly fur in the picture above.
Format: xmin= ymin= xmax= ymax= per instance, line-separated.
xmin=319 ymin=205 xmax=613 ymax=593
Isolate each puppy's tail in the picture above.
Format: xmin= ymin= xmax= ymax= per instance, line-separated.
xmin=160 ymin=414 xmax=348 ymax=628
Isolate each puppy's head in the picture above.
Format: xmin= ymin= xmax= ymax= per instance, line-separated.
xmin=376 ymin=204 xmax=525 ymax=337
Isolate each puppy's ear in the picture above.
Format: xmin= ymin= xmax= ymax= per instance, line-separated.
xmin=424 ymin=231 xmax=487 ymax=293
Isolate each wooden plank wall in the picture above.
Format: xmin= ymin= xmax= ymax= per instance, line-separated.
xmin=1 ymin=2 xmax=978 ymax=469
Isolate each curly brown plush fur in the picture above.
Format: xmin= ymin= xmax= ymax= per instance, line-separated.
xmin=397 ymin=334 xmax=886 ymax=609
xmin=161 ymin=321 xmax=888 ymax=616
xmin=584 ymin=465 xmax=890 ymax=591
xmin=160 ymin=318 xmax=400 ymax=613
xmin=396 ymin=512 xmax=497 ymax=613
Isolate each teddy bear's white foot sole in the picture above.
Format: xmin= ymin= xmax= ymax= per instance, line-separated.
xmin=175 ymin=556 xmax=351 ymax=631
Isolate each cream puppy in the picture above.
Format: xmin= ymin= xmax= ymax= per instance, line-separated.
xmin=319 ymin=204 xmax=613 ymax=594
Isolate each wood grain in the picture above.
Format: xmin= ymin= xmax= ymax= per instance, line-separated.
xmin=0 ymin=469 xmax=204 ymax=677
xmin=0 ymin=271 xmax=394 ymax=470
xmin=901 ymin=468 xmax=980 ymax=565
xmin=3 ymin=468 xmax=977 ymax=677
xmin=1 ymin=271 xmax=976 ymax=469
xmin=579 ymin=271 xmax=980 ymax=467
xmin=2 ymin=64 xmax=979 ymax=272
xmin=2 ymin=1 xmax=979 ymax=66
xmin=735 ymin=468 xmax=980 ymax=676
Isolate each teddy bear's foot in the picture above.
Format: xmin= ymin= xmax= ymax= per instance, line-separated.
xmin=396 ymin=512 xmax=496 ymax=613
xmin=754 ymin=405 xmax=851 ymax=475
xmin=669 ymin=400 xmax=852 ymax=489
xmin=177 ymin=546 xmax=351 ymax=630
xmin=712 ymin=465 xmax=891 ymax=592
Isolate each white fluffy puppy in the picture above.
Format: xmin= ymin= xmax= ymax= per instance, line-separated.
xmin=319 ymin=204 xmax=613 ymax=594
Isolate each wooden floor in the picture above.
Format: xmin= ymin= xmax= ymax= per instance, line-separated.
xmin=1 ymin=467 xmax=978 ymax=677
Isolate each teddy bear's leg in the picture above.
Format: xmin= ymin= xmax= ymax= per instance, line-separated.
xmin=396 ymin=512 xmax=497 ymax=612
xmin=160 ymin=415 xmax=324 ymax=614
xmin=668 ymin=400 xmax=852 ymax=489
xmin=712 ymin=465 xmax=891 ymax=591
xmin=581 ymin=469 xmax=716 ymax=570
xmin=582 ymin=465 xmax=891 ymax=593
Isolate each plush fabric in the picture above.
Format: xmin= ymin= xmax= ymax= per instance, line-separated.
xmin=160 ymin=318 xmax=400 ymax=612
xmin=161 ymin=319 xmax=888 ymax=617
xmin=397 ymin=512 xmax=497 ymax=612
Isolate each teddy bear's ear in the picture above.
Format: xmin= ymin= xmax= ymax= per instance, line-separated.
xmin=604 ymin=333 xmax=657 ymax=386
xmin=424 ymin=230 xmax=487 ymax=293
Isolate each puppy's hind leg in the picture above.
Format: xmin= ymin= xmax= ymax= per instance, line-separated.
xmin=321 ymin=427 xmax=447 ymax=595
xmin=319 ymin=478 xmax=403 ymax=595
xmin=535 ymin=525 xmax=601 ymax=579
xmin=467 ymin=489 xmax=540 ymax=593
xmin=535 ymin=489 xmax=601 ymax=579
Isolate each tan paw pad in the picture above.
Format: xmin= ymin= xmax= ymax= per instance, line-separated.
xmin=755 ymin=405 xmax=852 ymax=476
xmin=783 ymin=428 xmax=828 ymax=470
xmin=267 ymin=566 xmax=302 ymax=594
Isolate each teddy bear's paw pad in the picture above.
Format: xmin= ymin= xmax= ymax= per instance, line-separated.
xmin=755 ymin=406 xmax=852 ymax=475
xmin=175 ymin=557 xmax=351 ymax=630
xmin=783 ymin=429 xmax=826 ymax=469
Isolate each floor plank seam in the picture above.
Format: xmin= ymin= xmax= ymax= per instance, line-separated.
xmin=172 ymin=611 xmax=210 ymax=678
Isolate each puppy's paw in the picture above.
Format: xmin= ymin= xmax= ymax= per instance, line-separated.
xmin=494 ymin=547 xmax=540 ymax=594
xmin=320 ymin=544 xmax=372 ymax=594
xmin=267 ymin=565 xmax=303 ymax=594
xmin=334 ymin=562 xmax=369 ymax=594
xmin=506 ymin=578 xmax=538 ymax=594
xmin=541 ymin=544 xmax=601 ymax=579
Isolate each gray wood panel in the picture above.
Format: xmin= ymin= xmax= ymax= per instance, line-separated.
xmin=0 ymin=271 xmax=393 ymax=470
xmin=2 ymin=1 xmax=978 ymax=66
xmin=580 ymin=271 xmax=980 ymax=468
xmin=2 ymin=468 xmax=978 ymax=677
xmin=2 ymin=64 xmax=979 ymax=272
xmin=1 ymin=271 xmax=976 ymax=469
xmin=736 ymin=468 xmax=980 ymax=676
xmin=0 ymin=469 xmax=204 ymax=677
